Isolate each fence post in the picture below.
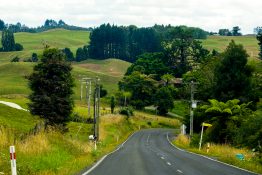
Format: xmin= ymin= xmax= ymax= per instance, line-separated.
xmin=10 ymin=146 xmax=17 ymax=175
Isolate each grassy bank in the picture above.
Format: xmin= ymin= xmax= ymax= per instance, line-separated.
xmin=173 ymin=134 xmax=262 ymax=174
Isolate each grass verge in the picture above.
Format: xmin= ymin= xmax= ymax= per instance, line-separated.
xmin=172 ymin=134 xmax=262 ymax=174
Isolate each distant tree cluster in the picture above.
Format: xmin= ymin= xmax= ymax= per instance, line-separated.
xmin=0 ymin=19 xmax=92 ymax=33
xmin=218 ymin=26 xmax=242 ymax=36
xmin=1 ymin=29 xmax=23 ymax=52
xmin=88 ymin=24 xmax=208 ymax=63
xmin=257 ymin=31 xmax=262 ymax=60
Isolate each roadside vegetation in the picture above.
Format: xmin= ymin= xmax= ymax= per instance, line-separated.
xmin=173 ymin=134 xmax=262 ymax=174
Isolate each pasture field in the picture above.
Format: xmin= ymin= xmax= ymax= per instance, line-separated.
xmin=201 ymin=35 xmax=260 ymax=60
xmin=0 ymin=29 xmax=90 ymax=62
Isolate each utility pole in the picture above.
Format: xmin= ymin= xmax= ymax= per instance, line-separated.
xmin=93 ymin=77 xmax=100 ymax=141
xmin=190 ymin=81 xmax=198 ymax=136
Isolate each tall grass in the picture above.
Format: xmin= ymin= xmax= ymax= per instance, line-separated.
xmin=173 ymin=134 xmax=262 ymax=174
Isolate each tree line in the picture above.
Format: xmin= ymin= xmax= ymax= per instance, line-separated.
xmin=87 ymin=24 xmax=208 ymax=62
xmin=0 ymin=19 xmax=92 ymax=33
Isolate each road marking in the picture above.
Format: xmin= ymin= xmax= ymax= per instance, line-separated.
xmin=166 ymin=133 xmax=257 ymax=175
xmin=177 ymin=169 xmax=183 ymax=173
xmin=167 ymin=162 xmax=171 ymax=165
xmin=146 ymin=134 xmax=151 ymax=143
xmin=82 ymin=132 xmax=137 ymax=175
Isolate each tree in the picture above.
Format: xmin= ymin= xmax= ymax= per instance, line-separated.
xmin=214 ymin=40 xmax=253 ymax=102
xmin=163 ymin=27 xmax=209 ymax=77
xmin=32 ymin=53 xmax=38 ymax=62
xmin=15 ymin=43 xmax=23 ymax=51
xmin=257 ymin=32 xmax=262 ymax=59
xmin=76 ymin=47 xmax=85 ymax=62
xmin=232 ymin=26 xmax=241 ymax=36
xmin=1 ymin=29 xmax=16 ymax=51
xmin=201 ymin=99 xmax=253 ymax=143
xmin=100 ymin=85 xmax=107 ymax=98
xmin=11 ymin=56 xmax=20 ymax=62
xmin=0 ymin=19 xmax=5 ymax=31
xmin=110 ymin=96 xmax=115 ymax=114
xmin=28 ymin=48 xmax=74 ymax=126
xmin=153 ymin=86 xmax=174 ymax=115
xmin=119 ymin=72 xmax=156 ymax=109
xmin=63 ymin=48 xmax=74 ymax=61
xmin=218 ymin=29 xmax=230 ymax=36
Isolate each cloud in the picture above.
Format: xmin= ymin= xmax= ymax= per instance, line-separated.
xmin=0 ymin=0 xmax=261 ymax=34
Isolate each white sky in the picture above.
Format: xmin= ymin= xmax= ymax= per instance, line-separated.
xmin=0 ymin=0 xmax=261 ymax=34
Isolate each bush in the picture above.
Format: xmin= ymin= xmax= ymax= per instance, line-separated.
xmin=11 ymin=56 xmax=20 ymax=62
xmin=15 ymin=43 xmax=23 ymax=51
xmin=119 ymin=106 xmax=134 ymax=117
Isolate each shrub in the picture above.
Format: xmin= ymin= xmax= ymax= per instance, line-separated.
xmin=119 ymin=106 xmax=134 ymax=117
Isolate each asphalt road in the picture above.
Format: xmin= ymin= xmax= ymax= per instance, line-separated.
xmin=83 ymin=129 xmax=258 ymax=175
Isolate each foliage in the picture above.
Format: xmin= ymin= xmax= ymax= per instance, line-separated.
xmin=110 ymin=96 xmax=115 ymax=114
xmin=99 ymin=85 xmax=108 ymax=98
xmin=125 ymin=52 xmax=171 ymax=80
xmin=62 ymin=48 xmax=74 ymax=61
xmin=183 ymin=57 xmax=220 ymax=101
xmin=232 ymin=26 xmax=242 ymax=36
xmin=119 ymin=72 xmax=156 ymax=109
xmin=1 ymin=29 xmax=16 ymax=51
xmin=214 ymin=40 xmax=254 ymax=102
xmin=28 ymin=48 xmax=74 ymax=126
xmin=0 ymin=19 xmax=5 ymax=30
xmin=163 ymin=27 xmax=210 ymax=77
xmin=153 ymin=86 xmax=174 ymax=115
xmin=200 ymin=99 xmax=253 ymax=144
xmin=257 ymin=32 xmax=262 ymax=60
xmin=76 ymin=45 xmax=88 ymax=62
xmin=218 ymin=29 xmax=232 ymax=36
xmin=1 ymin=29 xmax=23 ymax=52
xmin=119 ymin=106 xmax=134 ymax=117
xmin=11 ymin=56 xmax=20 ymax=62
xmin=32 ymin=53 xmax=38 ymax=62
xmin=15 ymin=43 xmax=23 ymax=51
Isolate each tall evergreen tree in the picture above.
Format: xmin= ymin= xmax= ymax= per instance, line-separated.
xmin=63 ymin=48 xmax=74 ymax=61
xmin=214 ymin=40 xmax=253 ymax=102
xmin=257 ymin=32 xmax=262 ymax=60
xmin=0 ymin=19 xmax=5 ymax=31
xmin=28 ymin=48 xmax=74 ymax=126
xmin=1 ymin=29 xmax=16 ymax=51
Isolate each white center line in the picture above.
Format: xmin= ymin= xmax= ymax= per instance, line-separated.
xmin=167 ymin=162 xmax=171 ymax=165
xmin=177 ymin=169 xmax=183 ymax=174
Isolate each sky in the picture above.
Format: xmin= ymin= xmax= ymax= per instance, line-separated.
xmin=0 ymin=0 xmax=261 ymax=34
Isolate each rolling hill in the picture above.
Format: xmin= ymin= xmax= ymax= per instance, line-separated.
xmin=0 ymin=29 xmax=90 ymax=62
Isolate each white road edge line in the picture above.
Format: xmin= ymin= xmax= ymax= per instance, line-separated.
xmin=177 ymin=169 xmax=183 ymax=173
xmin=82 ymin=131 xmax=137 ymax=175
xmin=166 ymin=133 xmax=258 ymax=175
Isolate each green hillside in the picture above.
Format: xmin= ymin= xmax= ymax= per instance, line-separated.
xmin=0 ymin=29 xmax=90 ymax=62
xmin=0 ymin=59 xmax=131 ymax=98
xmin=202 ymin=35 xmax=260 ymax=59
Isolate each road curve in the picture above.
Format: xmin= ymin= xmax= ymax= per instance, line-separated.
xmin=83 ymin=129 xmax=258 ymax=175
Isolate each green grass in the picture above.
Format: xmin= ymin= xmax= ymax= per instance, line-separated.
xmin=0 ymin=59 xmax=130 ymax=98
xmin=0 ymin=29 xmax=90 ymax=62
xmin=173 ymin=134 xmax=262 ymax=174
xmin=202 ymin=35 xmax=260 ymax=60
xmin=0 ymin=104 xmax=39 ymax=133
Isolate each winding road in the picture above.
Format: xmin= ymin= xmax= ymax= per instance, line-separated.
xmin=82 ymin=129 xmax=258 ymax=175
